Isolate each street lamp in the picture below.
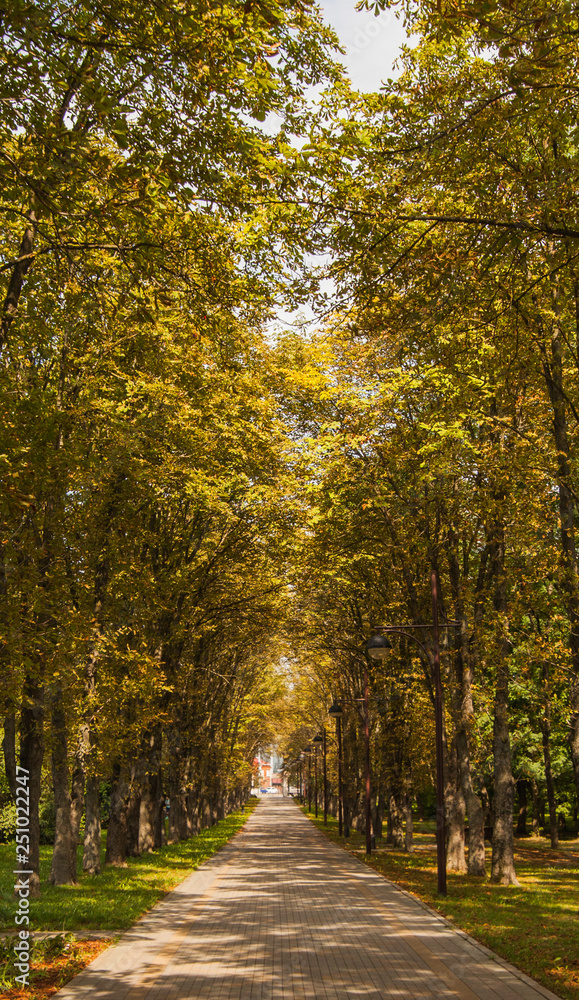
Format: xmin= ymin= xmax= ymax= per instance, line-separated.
xmin=303 ymin=745 xmax=312 ymax=812
xmin=361 ymin=639 xmax=391 ymax=855
xmin=366 ymin=569 xmax=458 ymax=896
xmin=321 ymin=730 xmax=328 ymax=825
xmin=328 ymin=701 xmax=343 ymax=836
xmin=312 ymin=733 xmax=323 ymax=819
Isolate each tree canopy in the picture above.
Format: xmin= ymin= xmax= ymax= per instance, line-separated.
xmin=2 ymin=0 xmax=579 ymax=897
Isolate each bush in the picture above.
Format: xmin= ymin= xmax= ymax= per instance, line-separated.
xmin=39 ymin=792 xmax=55 ymax=845
xmin=0 ymin=802 xmax=17 ymax=843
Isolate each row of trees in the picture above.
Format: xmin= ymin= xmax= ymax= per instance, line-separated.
xmin=3 ymin=0 xmax=579 ymax=897
xmin=0 ymin=0 xmax=338 ymax=892
xmin=275 ymin=0 xmax=579 ymax=885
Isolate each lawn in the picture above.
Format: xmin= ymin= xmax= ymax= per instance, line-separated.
xmin=304 ymin=808 xmax=579 ymax=1000
xmin=0 ymin=799 xmax=258 ymax=999
xmin=0 ymin=798 xmax=258 ymax=932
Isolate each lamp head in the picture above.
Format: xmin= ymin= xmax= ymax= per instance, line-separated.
xmin=328 ymin=701 xmax=343 ymax=719
xmin=365 ymin=633 xmax=392 ymax=661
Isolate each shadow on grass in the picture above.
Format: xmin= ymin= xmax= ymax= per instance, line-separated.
xmin=303 ymin=807 xmax=579 ymax=1000
xmin=0 ymin=800 xmax=258 ymax=932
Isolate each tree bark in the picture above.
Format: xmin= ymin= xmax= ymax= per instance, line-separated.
xmin=541 ymin=316 xmax=579 ymax=805
xmin=446 ymin=778 xmax=467 ymax=873
xmin=138 ymin=779 xmax=155 ymax=853
xmin=154 ymin=770 xmax=164 ymax=849
xmin=491 ymin=650 xmax=519 ymax=884
xmin=404 ymin=794 xmax=414 ymax=852
xmin=489 ymin=515 xmax=519 ymax=885
xmin=387 ymin=790 xmax=404 ymax=848
xmin=125 ymin=776 xmax=141 ymax=857
xmin=1 ymin=208 xmax=38 ymax=346
xmin=374 ymin=789 xmax=385 ymax=840
xmin=516 ymin=779 xmax=528 ymax=836
xmin=105 ymin=763 xmax=129 ymax=866
xmin=530 ymin=777 xmax=541 ymax=836
xmin=70 ymin=752 xmax=84 ymax=848
xmin=83 ymin=775 xmax=101 ymax=874
xmin=541 ymin=662 xmax=558 ymax=848
xmin=138 ymin=729 xmax=163 ymax=853
xmin=2 ymin=712 xmax=17 ymax=800
xmin=20 ymin=675 xmax=45 ymax=896
xmin=50 ymin=686 xmax=77 ymax=885
xmin=446 ymin=530 xmax=486 ymax=875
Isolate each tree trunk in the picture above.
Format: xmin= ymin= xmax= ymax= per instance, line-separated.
xmin=415 ymin=791 xmax=425 ymax=821
xmin=105 ymin=764 xmax=128 ymax=866
xmin=446 ymin=529 xmax=486 ymax=875
xmin=446 ymin=779 xmax=467 ymax=873
xmin=2 ymin=712 xmax=17 ymax=799
xmin=154 ymin=771 xmax=164 ymax=849
xmin=70 ymin=752 xmax=84 ymax=848
xmin=387 ymin=790 xmax=404 ymax=848
xmin=50 ymin=687 xmax=77 ymax=885
xmin=516 ymin=779 xmax=528 ymax=836
xmin=83 ymin=775 xmax=101 ymax=874
xmin=20 ymin=675 xmax=45 ymax=896
xmin=541 ymin=662 xmax=558 ymax=848
xmin=491 ymin=643 xmax=519 ymax=884
xmin=343 ymin=798 xmax=352 ymax=838
xmin=404 ymin=794 xmax=414 ymax=852
xmin=530 ymin=778 xmax=541 ymax=836
xmin=1 ymin=208 xmax=38 ymax=346
xmin=138 ymin=789 xmax=155 ymax=853
xmin=125 ymin=778 xmax=141 ymax=857
xmin=138 ymin=729 xmax=162 ymax=853
xmin=168 ymin=778 xmax=189 ymax=842
xmin=167 ymin=782 xmax=182 ymax=843
xmin=186 ymin=791 xmax=200 ymax=836
xmin=373 ymin=789 xmax=385 ymax=840
xmin=489 ymin=513 xmax=519 ymax=885
xmin=541 ymin=315 xmax=579 ymax=805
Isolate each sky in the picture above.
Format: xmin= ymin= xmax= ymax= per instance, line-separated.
xmin=318 ymin=0 xmax=410 ymax=90
xmin=269 ymin=2 xmax=411 ymax=333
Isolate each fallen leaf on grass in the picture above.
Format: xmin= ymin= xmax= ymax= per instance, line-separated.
xmin=4 ymin=938 xmax=110 ymax=1000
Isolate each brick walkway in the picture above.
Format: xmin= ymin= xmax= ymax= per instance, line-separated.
xmin=55 ymin=797 xmax=559 ymax=1000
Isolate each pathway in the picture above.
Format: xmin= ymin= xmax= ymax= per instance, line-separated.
xmin=55 ymin=797 xmax=559 ymax=1000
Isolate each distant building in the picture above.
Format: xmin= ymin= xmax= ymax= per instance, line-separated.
xmin=252 ymin=752 xmax=283 ymax=793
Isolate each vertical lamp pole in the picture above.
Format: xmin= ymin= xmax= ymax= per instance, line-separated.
xmin=314 ymin=744 xmax=319 ymax=818
xmin=323 ymin=729 xmax=328 ymax=825
xmin=366 ymin=570 xmax=457 ymax=896
xmin=364 ymin=661 xmax=372 ymax=855
xmin=431 ymin=569 xmax=446 ymax=897
xmin=313 ymin=733 xmax=324 ymax=819
xmin=329 ymin=702 xmax=343 ymax=836
xmin=305 ymin=746 xmax=312 ymax=812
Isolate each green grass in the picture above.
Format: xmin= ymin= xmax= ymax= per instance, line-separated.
xmin=0 ymin=799 xmax=258 ymax=933
xmin=303 ymin=808 xmax=579 ymax=1000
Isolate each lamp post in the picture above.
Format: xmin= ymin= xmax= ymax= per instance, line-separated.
xmin=323 ymin=729 xmax=327 ymax=825
xmin=328 ymin=702 xmax=343 ymax=836
xmin=366 ymin=569 xmax=458 ymax=896
xmin=360 ymin=652 xmax=379 ymax=856
xmin=304 ymin=745 xmax=312 ymax=812
xmin=312 ymin=733 xmax=323 ymax=819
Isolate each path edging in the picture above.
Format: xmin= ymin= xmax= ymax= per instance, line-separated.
xmin=303 ymin=808 xmax=563 ymax=1000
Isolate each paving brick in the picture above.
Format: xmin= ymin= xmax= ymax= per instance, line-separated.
xmin=54 ymin=798 xmax=560 ymax=1000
